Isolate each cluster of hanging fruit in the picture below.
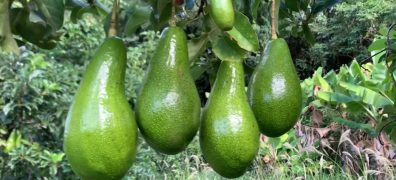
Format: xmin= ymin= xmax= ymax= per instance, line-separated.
xmin=63 ymin=0 xmax=302 ymax=179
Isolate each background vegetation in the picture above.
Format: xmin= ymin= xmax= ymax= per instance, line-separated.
xmin=0 ymin=0 xmax=396 ymax=179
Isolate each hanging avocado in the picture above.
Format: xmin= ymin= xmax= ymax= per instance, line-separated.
xmin=200 ymin=60 xmax=260 ymax=178
xmin=64 ymin=37 xmax=137 ymax=180
xmin=248 ymin=38 xmax=302 ymax=137
xmin=208 ymin=0 xmax=235 ymax=31
xmin=136 ymin=26 xmax=201 ymax=155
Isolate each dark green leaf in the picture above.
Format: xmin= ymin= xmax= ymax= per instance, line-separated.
xmin=188 ymin=34 xmax=209 ymax=63
xmin=226 ymin=12 xmax=259 ymax=52
xmin=285 ymin=0 xmax=299 ymax=12
xmin=124 ymin=6 xmax=152 ymax=36
xmin=211 ymin=35 xmax=246 ymax=62
xmin=250 ymin=0 xmax=261 ymax=20
xmin=36 ymin=0 xmax=65 ymax=30
xmin=334 ymin=118 xmax=377 ymax=136
xmin=302 ymin=23 xmax=315 ymax=45
xmin=190 ymin=63 xmax=209 ymax=80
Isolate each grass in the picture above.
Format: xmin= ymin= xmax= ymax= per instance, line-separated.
xmin=122 ymin=128 xmax=396 ymax=180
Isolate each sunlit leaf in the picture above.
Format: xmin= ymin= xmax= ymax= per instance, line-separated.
xmin=339 ymin=81 xmax=394 ymax=107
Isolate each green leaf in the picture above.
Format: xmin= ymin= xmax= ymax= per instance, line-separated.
xmin=250 ymin=0 xmax=261 ymax=20
xmin=317 ymin=91 xmax=356 ymax=103
xmin=302 ymin=23 xmax=315 ymax=45
xmin=124 ymin=6 xmax=152 ymax=36
xmin=5 ymin=130 xmax=21 ymax=153
xmin=36 ymin=0 xmax=65 ymax=30
xmin=285 ymin=0 xmax=299 ymax=11
xmin=188 ymin=34 xmax=209 ymax=63
xmin=150 ymin=1 xmax=172 ymax=30
xmin=211 ymin=35 xmax=246 ymax=62
xmin=226 ymin=12 xmax=259 ymax=52
xmin=71 ymin=6 xmax=99 ymax=23
xmin=379 ymin=25 xmax=396 ymax=38
xmin=368 ymin=39 xmax=386 ymax=52
xmin=300 ymin=0 xmax=309 ymax=11
xmin=339 ymin=81 xmax=394 ymax=107
xmin=313 ymin=67 xmax=332 ymax=92
xmin=349 ymin=60 xmax=366 ymax=82
xmin=334 ymin=118 xmax=377 ymax=137
xmin=371 ymin=49 xmax=386 ymax=64
xmin=10 ymin=9 xmax=60 ymax=49
xmin=70 ymin=0 xmax=110 ymax=22
xmin=190 ymin=63 xmax=208 ymax=80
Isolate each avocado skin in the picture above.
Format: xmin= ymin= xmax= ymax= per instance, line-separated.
xmin=136 ymin=27 xmax=201 ymax=155
xmin=63 ymin=37 xmax=137 ymax=180
xmin=200 ymin=61 xmax=260 ymax=178
xmin=209 ymin=0 xmax=235 ymax=31
xmin=248 ymin=38 xmax=302 ymax=137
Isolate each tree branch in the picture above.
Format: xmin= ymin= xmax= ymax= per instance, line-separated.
xmin=108 ymin=0 xmax=119 ymax=37
xmin=271 ymin=0 xmax=278 ymax=40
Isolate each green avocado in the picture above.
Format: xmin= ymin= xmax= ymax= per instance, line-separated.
xmin=63 ymin=37 xmax=137 ymax=180
xmin=248 ymin=38 xmax=302 ymax=137
xmin=200 ymin=60 xmax=260 ymax=178
xmin=209 ymin=0 xmax=235 ymax=31
xmin=136 ymin=26 xmax=201 ymax=155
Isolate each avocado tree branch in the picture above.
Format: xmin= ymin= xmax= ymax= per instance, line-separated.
xmin=170 ymin=0 xmax=177 ymax=26
xmin=108 ymin=0 xmax=119 ymax=37
xmin=195 ymin=0 xmax=206 ymax=18
xmin=385 ymin=23 xmax=396 ymax=89
xmin=378 ymin=120 xmax=396 ymax=145
xmin=271 ymin=0 xmax=278 ymax=40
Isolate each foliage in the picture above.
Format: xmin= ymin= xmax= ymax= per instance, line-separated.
xmin=296 ymin=0 xmax=396 ymax=77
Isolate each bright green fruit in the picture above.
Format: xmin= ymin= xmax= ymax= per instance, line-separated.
xmin=63 ymin=37 xmax=137 ymax=180
xmin=248 ymin=38 xmax=302 ymax=137
xmin=200 ymin=61 xmax=260 ymax=178
xmin=136 ymin=26 xmax=200 ymax=155
xmin=209 ymin=0 xmax=235 ymax=31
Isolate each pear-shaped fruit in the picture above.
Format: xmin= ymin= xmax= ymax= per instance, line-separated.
xmin=200 ymin=60 xmax=260 ymax=178
xmin=63 ymin=37 xmax=137 ymax=180
xmin=248 ymin=38 xmax=302 ymax=137
xmin=136 ymin=26 xmax=200 ymax=155
xmin=209 ymin=0 xmax=235 ymax=31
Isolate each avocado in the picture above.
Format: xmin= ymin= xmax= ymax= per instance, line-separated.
xmin=248 ymin=38 xmax=302 ymax=137
xmin=63 ymin=37 xmax=137 ymax=180
xmin=208 ymin=0 xmax=235 ymax=31
xmin=136 ymin=26 xmax=201 ymax=155
xmin=200 ymin=60 xmax=260 ymax=178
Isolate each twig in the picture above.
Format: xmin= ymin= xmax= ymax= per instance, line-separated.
xmin=108 ymin=0 xmax=119 ymax=37
xmin=378 ymin=120 xmax=396 ymax=145
xmin=195 ymin=0 xmax=206 ymax=18
xmin=385 ymin=23 xmax=396 ymax=88
xmin=170 ymin=0 xmax=177 ymax=26
xmin=271 ymin=0 xmax=278 ymax=40
xmin=359 ymin=48 xmax=387 ymax=65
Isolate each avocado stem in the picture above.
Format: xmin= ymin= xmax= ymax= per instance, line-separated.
xmin=271 ymin=0 xmax=278 ymax=40
xmin=108 ymin=0 xmax=119 ymax=37
xmin=170 ymin=0 xmax=177 ymax=27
